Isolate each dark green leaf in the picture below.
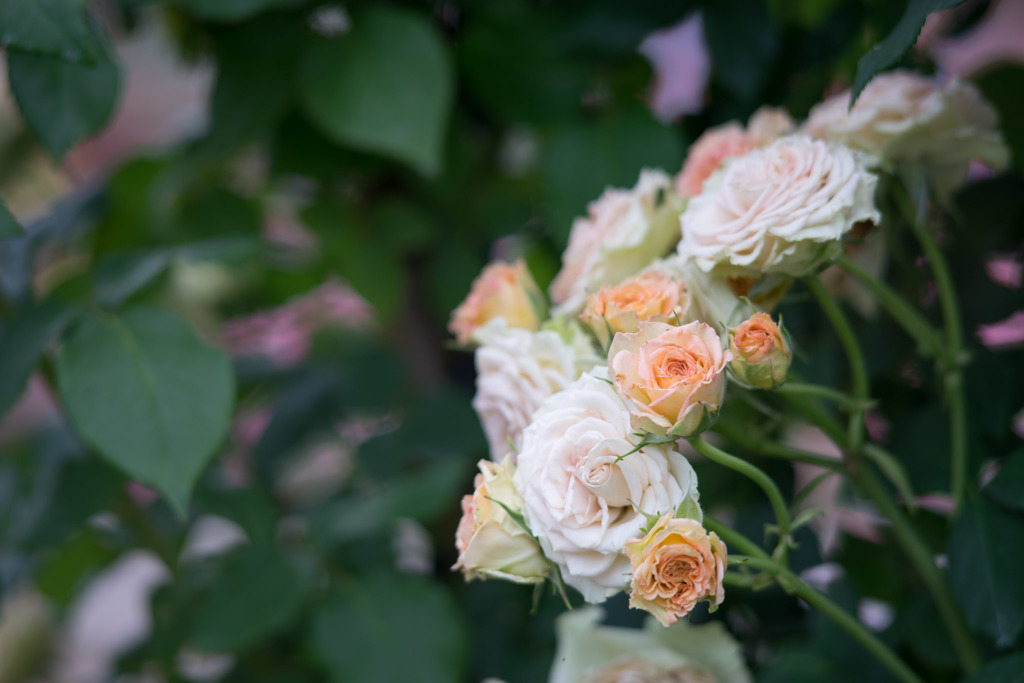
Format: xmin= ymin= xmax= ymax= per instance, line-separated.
xmin=57 ymin=307 xmax=235 ymax=515
xmin=92 ymin=250 xmax=173 ymax=309
xmin=949 ymin=496 xmax=1024 ymax=647
xmin=0 ymin=298 xmax=79 ymax=417
xmin=138 ymin=0 xmax=304 ymax=21
xmin=35 ymin=528 xmax=118 ymax=606
xmin=189 ymin=544 xmax=314 ymax=653
xmin=7 ymin=14 xmax=120 ymax=159
xmin=850 ymin=0 xmax=965 ymax=106
xmin=0 ymin=196 xmax=21 ymax=238
xmin=24 ymin=457 xmax=121 ymax=551
xmin=0 ymin=0 xmax=94 ymax=61
xmin=311 ymin=575 xmax=466 ymax=683
xmin=300 ymin=7 xmax=453 ymax=176
xmin=985 ymin=450 xmax=1024 ymax=513
xmin=963 ymin=652 xmax=1024 ymax=683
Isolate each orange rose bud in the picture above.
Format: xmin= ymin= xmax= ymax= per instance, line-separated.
xmin=728 ymin=312 xmax=791 ymax=389
xmin=449 ymin=260 xmax=544 ymax=345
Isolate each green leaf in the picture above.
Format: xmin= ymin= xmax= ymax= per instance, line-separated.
xmin=189 ymin=544 xmax=314 ymax=653
xmin=162 ymin=0 xmax=305 ymax=21
xmin=791 ymin=507 xmax=825 ymax=531
xmin=24 ymin=457 xmax=121 ymax=551
xmin=985 ymin=449 xmax=1024 ymax=513
xmin=948 ymin=496 xmax=1024 ymax=647
xmin=7 ymin=14 xmax=120 ymax=159
xmin=57 ymin=307 xmax=235 ymax=515
xmin=0 ymin=298 xmax=80 ymax=417
xmin=850 ymin=0 xmax=965 ymax=106
xmin=963 ymin=652 xmax=1024 ymax=683
xmin=0 ymin=0 xmax=95 ymax=61
xmin=92 ymin=249 xmax=173 ymax=309
xmin=0 ymin=196 xmax=21 ymax=238
xmin=299 ymin=7 xmax=453 ymax=176
xmin=311 ymin=575 xmax=466 ymax=683
xmin=704 ymin=0 xmax=779 ymax=101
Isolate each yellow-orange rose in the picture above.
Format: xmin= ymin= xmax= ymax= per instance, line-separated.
xmin=608 ymin=321 xmax=728 ymax=437
xmin=625 ymin=515 xmax=726 ymax=626
xmin=728 ymin=312 xmax=791 ymax=389
xmin=580 ymin=271 xmax=690 ymax=348
xmin=449 ymin=260 xmax=543 ymax=344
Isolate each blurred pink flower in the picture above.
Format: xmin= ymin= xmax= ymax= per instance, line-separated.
xmin=865 ymin=410 xmax=890 ymax=445
xmin=1013 ymin=408 xmax=1024 ymax=440
xmin=977 ymin=310 xmax=1024 ymax=350
xmin=221 ymin=280 xmax=373 ymax=366
xmin=986 ymin=253 xmax=1023 ymax=289
xmin=925 ymin=0 xmax=1024 ymax=78
xmin=638 ymin=13 xmax=710 ymax=122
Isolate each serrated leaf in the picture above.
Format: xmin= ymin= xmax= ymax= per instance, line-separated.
xmin=299 ymin=7 xmax=453 ymax=176
xmin=311 ymin=575 xmax=466 ymax=683
xmin=189 ymin=544 xmax=314 ymax=653
xmin=0 ymin=0 xmax=95 ymax=62
xmin=0 ymin=298 xmax=80 ymax=417
xmin=7 ymin=13 xmax=120 ymax=159
xmin=948 ymin=496 xmax=1024 ymax=647
xmin=57 ymin=308 xmax=235 ymax=515
xmin=850 ymin=0 xmax=965 ymax=106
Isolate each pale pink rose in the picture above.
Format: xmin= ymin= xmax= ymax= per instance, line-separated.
xmin=449 ymin=260 xmax=543 ymax=344
xmin=580 ymin=270 xmax=690 ymax=348
xmin=551 ymin=170 xmax=680 ymax=314
xmin=453 ymin=458 xmax=548 ymax=584
xmin=728 ymin=312 xmax=791 ymax=389
xmin=977 ymin=310 xmax=1024 ymax=350
xmin=625 ymin=515 xmax=726 ymax=626
xmin=609 ymin=321 xmax=728 ymax=437
xmin=678 ymin=135 xmax=879 ymax=278
xmin=675 ymin=107 xmax=794 ymax=197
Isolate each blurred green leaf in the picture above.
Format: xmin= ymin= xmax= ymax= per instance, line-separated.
xmin=311 ymin=574 xmax=467 ymax=683
xmin=300 ymin=6 xmax=453 ymax=176
xmin=975 ymin=66 xmax=1024 ymax=168
xmin=57 ymin=307 xmax=235 ymax=515
xmin=24 ymin=457 xmax=121 ymax=551
xmin=153 ymin=0 xmax=305 ymax=21
xmin=92 ymin=249 xmax=173 ymax=309
xmin=704 ymin=0 xmax=779 ymax=101
xmin=963 ymin=652 xmax=1024 ymax=683
xmin=0 ymin=0 xmax=94 ymax=61
xmin=0 ymin=197 xmax=21 ymax=238
xmin=194 ymin=486 xmax=278 ymax=545
xmin=948 ymin=496 xmax=1024 ymax=647
xmin=0 ymin=298 xmax=79 ymax=417
xmin=7 ymin=14 xmax=120 ymax=159
xmin=850 ymin=0 xmax=964 ymax=106
xmin=985 ymin=450 xmax=1024 ymax=513
xmin=35 ymin=528 xmax=118 ymax=606
xmin=189 ymin=543 xmax=315 ymax=653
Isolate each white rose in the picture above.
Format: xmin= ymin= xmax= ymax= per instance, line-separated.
xmin=802 ymin=70 xmax=1008 ymax=193
xmin=678 ymin=135 xmax=879 ymax=278
xmin=514 ymin=369 xmax=700 ymax=603
xmin=551 ymin=169 xmax=682 ymax=315
xmin=472 ymin=319 xmax=596 ymax=462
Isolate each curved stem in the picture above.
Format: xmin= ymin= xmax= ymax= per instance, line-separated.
xmin=776 ymin=381 xmax=872 ymax=412
xmin=835 ymin=252 xmax=943 ymax=357
xmin=705 ymin=516 xmax=769 ymax=559
xmin=728 ymin=555 xmax=923 ymax=683
xmin=715 ymin=420 xmax=842 ymax=471
xmin=690 ymin=437 xmax=791 ymax=557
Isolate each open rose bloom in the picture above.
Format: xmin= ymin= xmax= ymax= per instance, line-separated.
xmin=580 ymin=270 xmax=691 ymax=348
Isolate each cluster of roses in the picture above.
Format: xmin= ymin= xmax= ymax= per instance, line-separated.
xmin=450 ymin=71 xmax=1006 ymax=627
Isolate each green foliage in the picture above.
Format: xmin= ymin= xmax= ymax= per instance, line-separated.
xmin=0 ymin=298 xmax=79 ymax=416
xmin=300 ymin=6 xmax=454 ymax=177
xmin=0 ymin=197 xmax=21 ymax=238
xmin=0 ymin=0 xmax=96 ymax=61
xmin=56 ymin=308 xmax=235 ymax=514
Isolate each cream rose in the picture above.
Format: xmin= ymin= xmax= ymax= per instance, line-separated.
xmin=678 ymin=135 xmax=880 ymax=278
xmin=802 ymin=70 xmax=1008 ymax=184
xmin=675 ymin=106 xmax=794 ymax=197
xmin=551 ymin=170 xmax=682 ymax=315
xmin=449 ymin=260 xmax=543 ymax=345
xmin=514 ymin=369 xmax=700 ymax=603
xmin=728 ymin=312 xmax=791 ymax=389
xmin=472 ymin=319 xmax=597 ymax=462
xmin=609 ymin=321 xmax=728 ymax=438
xmin=580 ymin=270 xmax=690 ymax=349
xmin=625 ymin=515 xmax=727 ymax=627
xmin=453 ymin=457 xmax=548 ymax=584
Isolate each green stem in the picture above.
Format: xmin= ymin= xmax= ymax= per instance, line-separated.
xmin=776 ymin=381 xmax=872 ymax=412
xmin=705 ymin=516 xmax=769 ymax=559
xmin=835 ymin=252 xmax=943 ymax=357
xmin=728 ymin=555 xmax=923 ymax=683
xmin=690 ymin=437 xmax=791 ymax=558
xmin=716 ymin=420 xmax=843 ymax=470
xmin=803 ymin=276 xmax=869 ymax=459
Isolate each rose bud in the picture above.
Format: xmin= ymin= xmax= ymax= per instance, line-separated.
xmin=580 ymin=271 xmax=690 ymax=348
xmin=625 ymin=515 xmax=727 ymax=627
xmin=608 ymin=321 xmax=729 ymax=438
xmin=453 ymin=457 xmax=548 ymax=584
xmin=728 ymin=312 xmax=791 ymax=389
xmin=449 ymin=260 xmax=545 ymax=345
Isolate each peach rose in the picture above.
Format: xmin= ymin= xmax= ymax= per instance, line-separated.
xmin=728 ymin=312 xmax=791 ymax=389
xmin=449 ymin=260 xmax=543 ymax=344
xmin=675 ymin=106 xmax=794 ymax=197
xmin=609 ymin=321 xmax=728 ymax=437
xmin=453 ymin=457 xmax=548 ymax=584
xmin=625 ymin=515 xmax=726 ymax=626
xmin=678 ymin=135 xmax=879 ymax=278
xmin=580 ymin=271 xmax=690 ymax=348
